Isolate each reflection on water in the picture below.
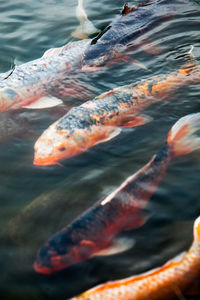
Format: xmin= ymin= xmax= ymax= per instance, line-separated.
xmin=1 ymin=0 xmax=200 ymax=299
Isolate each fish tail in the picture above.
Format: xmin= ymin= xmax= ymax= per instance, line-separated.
xmin=167 ymin=113 xmax=200 ymax=157
xmin=71 ymin=0 xmax=100 ymax=39
xmin=194 ymin=216 xmax=200 ymax=243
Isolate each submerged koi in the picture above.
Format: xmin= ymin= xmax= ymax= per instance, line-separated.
xmin=0 ymin=0 xmax=187 ymax=111
xmin=82 ymin=0 xmax=188 ymax=68
xmin=34 ymin=112 xmax=200 ymax=274
xmin=34 ymin=48 xmax=200 ymax=166
xmin=70 ymin=216 xmax=200 ymax=300
xmin=0 ymin=39 xmax=90 ymax=111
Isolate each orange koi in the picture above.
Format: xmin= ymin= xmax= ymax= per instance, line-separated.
xmin=34 ymin=47 xmax=200 ymax=166
xmin=69 ymin=215 xmax=200 ymax=300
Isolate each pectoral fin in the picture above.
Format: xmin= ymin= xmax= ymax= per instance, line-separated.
xmin=131 ymin=59 xmax=148 ymax=70
xmin=92 ymin=237 xmax=135 ymax=257
xmin=23 ymin=96 xmax=63 ymax=109
xmin=121 ymin=114 xmax=153 ymax=128
xmin=124 ymin=212 xmax=151 ymax=231
xmin=96 ymin=127 xmax=121 ymax=145
xmin=139 ymin=38 xmax=163 ymax=56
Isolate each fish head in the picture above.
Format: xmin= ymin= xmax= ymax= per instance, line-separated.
xmin=0 ymin=88 xmax=19 ymax=111
xmin=34 ymin=234 xmax=94 ymax=274
xmin=33 ymin=121 xmax=86 ymax=166
xmin=34 ymin=240 xmax=75 ymax=274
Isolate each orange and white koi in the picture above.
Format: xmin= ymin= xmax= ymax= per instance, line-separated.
xmin=34 ymin=47 xmax=200 ymax=166
xmin=34 ymin=112 xmax=200 ymax=274
xmin=69 ymin=215 xmax=200 ymax=300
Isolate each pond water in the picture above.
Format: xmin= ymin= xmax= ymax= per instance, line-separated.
xmin=0 ymin=0 xmax=200 ymax=299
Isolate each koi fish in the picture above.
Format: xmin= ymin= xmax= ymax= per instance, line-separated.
xmin=0 ymin=0 xmax=186 ymax=111
xmin=0 ymin=39 xmax=91 ymax=111
xmin=33 ymin=47 xmax=200 ymax=166
xmin=69 ymin=215 xmax=200 ymax=300
xmin=0 ymin=0 xmax=99 ymax=112
xmin=82 ymin=0 xmax=188 ymax=69
xmin=34 ymin=112 xmax=200 ymax=274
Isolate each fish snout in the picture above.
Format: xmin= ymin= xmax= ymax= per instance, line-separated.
xmin=34 ymin=243 xmax=74 ymax=273
xmin=34 ymin=136 xmax=56 ymax=166
xmin=34 ymin=126 xmax=83 ymax=166
xmin=34 ymin=244 xmax=56 ymax=274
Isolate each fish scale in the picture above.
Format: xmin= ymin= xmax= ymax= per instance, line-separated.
xmin=71 ymin=241 xmax=200 ymax=300
xmin=0 ymin=39 xmax=90 ymax=110
xmin=34 ymin=141 xmax=171 ymax=273
xmin=34 ymin=55 xmax=200 ymax=166
xmin=34 ymin=113 xmax=200 ymax=276
xmin=83 ymin=0 xmax=186 ymax=67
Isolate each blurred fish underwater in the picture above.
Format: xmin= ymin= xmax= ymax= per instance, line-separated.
xmin=33 ymin=113 xmax=200 ymax=275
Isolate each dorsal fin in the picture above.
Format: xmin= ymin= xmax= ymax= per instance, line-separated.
xmin=122 ymin=1 xmax=153 ymax=16
xmin=3 ymin=65 xmax=15 ymax=80
xmin=122 ymin=3 xmax=136 ymax=16
xmin=91 ymin=26 xmax=111 ymax=45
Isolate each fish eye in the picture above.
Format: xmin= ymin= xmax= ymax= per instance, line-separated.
xmin=58 ymin=147 xmax=66 ymax=152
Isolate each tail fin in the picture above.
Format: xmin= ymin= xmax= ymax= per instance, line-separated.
xmin=71 ymin=0 xmax=100 ymax=39
xmin=167 ymin=113 xmax=200 ymax=157
xmin=194 ymin=216 xmax=200 ymax=243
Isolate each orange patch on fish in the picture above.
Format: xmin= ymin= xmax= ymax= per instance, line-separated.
xmin=167 ymin=124 xmax=189 ymax=145
xmin=136 ymin=82 xmax=151 ymax=96
xmin=105 ymin=90 xmax=115 ymax=96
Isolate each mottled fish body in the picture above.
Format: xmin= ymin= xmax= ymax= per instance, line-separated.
xmin=0 ymin=0 xmax=187 ymax=111
xmin=70 ymin=216 xmax=200 ymax=300
xmin=34 ymin=112 xmax=200 ymax=274
xmin=0 ymin=39 xmax=90 ymax=111
xmin=34 ymin=58 xmax=200 ymax=166
xmin=82 ymin=0 xmax=187 ymax=67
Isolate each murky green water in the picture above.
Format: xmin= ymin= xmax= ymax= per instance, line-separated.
xmin=1 ymin=0 xmax=200 ymax=299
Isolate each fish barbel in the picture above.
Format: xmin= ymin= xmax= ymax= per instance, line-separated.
xmin=69 ymin=215 xmax=200 ymax=300
xmin=34 ymin=112 xmax=200 ymax=274
xmin=0 ymin=39 xmax=90 ymax=111
xmin=34 ymin=48 xmax=200 ymax=166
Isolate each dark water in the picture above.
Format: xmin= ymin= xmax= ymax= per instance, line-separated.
xmin=1 ymin=0 xmax=200 ymax=299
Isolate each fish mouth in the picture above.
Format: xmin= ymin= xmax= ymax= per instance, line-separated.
xmin=33 ymin=155 xmax=57 ymax=166
xmin=34 ymin=256 xmax=72 ymax=274
xmin=33 ymin=261 xmax=54 ymax=275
